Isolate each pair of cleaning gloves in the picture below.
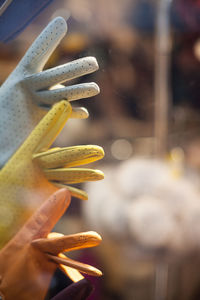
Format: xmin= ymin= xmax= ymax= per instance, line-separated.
xmin=0 ymin=17 xmax=104 ymax=299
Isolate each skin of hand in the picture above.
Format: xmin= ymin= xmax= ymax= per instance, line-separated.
xmin=0 ymin=189 xmax=102 ymax=300
xmin=0 ymin=100 xmax=104 ymax=247
xmin=0 ymin=16 xmax=100 ymax=167
xmin=50 ymin=278 xmax=94 ymax=300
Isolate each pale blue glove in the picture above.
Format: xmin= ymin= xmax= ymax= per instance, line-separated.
xmin=0 ymin=16 xmax=99 ymax=167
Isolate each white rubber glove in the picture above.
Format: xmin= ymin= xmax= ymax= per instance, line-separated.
xmin=0 ymin=16 xmax=99 ymax=167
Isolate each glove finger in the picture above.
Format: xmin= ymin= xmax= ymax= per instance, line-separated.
xmin=12 ymin=189 xmax=71 ymax=245
xmin=8 ymin=101 xmax=72 ymax=157
xmin=53 ymin=184 xmax=88 ymax=200
xmin=32 ymin=231 xmax=102 ymax=254
xmin=32 ymin=82 xmax=89 ymax=119
xmin=43 ymin=168 xmax=104 ymax=184
xmin=71 ymin=107 xmax=89 ymax=119
xmin=50 ymin=278 xmax=94 ymax=300
xmin=47 ymin=254 xmax=103 ymax=277
xmin=36 ymin=105 xmax=89 ymax=119
xmin=33 ymin=145 xmax=104 ymax=169
xmin=25 ymin=57 xmax=99 ymax=90
xmin=59 ymin=258 xmax=84 ymax=282
xmin=35 ymin=82 xmax=99 ymax=105
xmin=20 ymin=17 xmax=67 ymax=73
xmin=31 ymin=100 xmax=71 ymax=153
xmin=38 ymin=84 xmax=90 ymax=118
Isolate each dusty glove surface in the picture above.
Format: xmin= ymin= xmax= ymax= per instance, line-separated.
xmin=0 ymin=100 xmax=104 ymax=247
xmin=50 ymin=278 xmax=94 ymax=300
xmin=0 ymin=189 xmax=102 ymax=300
xmin=0 ymin=16 xmax=100 ymax=167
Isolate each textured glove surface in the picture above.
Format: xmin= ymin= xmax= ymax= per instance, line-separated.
xmin=0 ymin=189 xmax=102 ymax=300
xmin=0 ymin=100 xmax=104 ymax=247
xmin=0 ymin=16 xmax=99 ymax=167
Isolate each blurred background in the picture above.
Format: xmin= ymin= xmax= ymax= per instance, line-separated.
xmin=1 ymin=0 xmax=200 ymax=299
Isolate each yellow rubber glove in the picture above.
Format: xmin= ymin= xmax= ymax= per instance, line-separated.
xmin=0 ymin=100 xmax=104 ymax=247
xmin=0 ymin=189 xmax=102 ymax=300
